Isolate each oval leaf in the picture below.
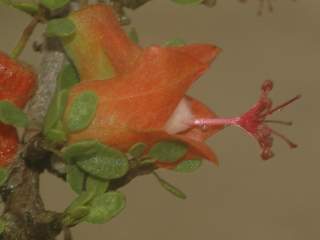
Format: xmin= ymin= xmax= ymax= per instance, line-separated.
xmin=66 ymin=191 xmax=95 ymax=212
xmin=85 ymin=192 xmax=126 ymax=224
xmin=62 ymin=140 xmax=103 ymax=164
xmin=0 ymin=218 xmax=6 ymax=235
xmin=66 ymin=91 xmax=98 ymax=132
xmin=86 ymin=176 xmax=109 ymax=195
xmin=76 ymin=144 xmax=129 ymax=180
xmin=0 ymin=101 xmax=28 ymax=128
xmin=149 ymin=140 xmax=187 ymax=163
xmin=153 ymin=172 xmax=186 ymax=199
xmin=11 ymin=2 xmax=39 ymax=15
xmin=63 ymin=206 xmax=90 ymax=226
xmin=40 ymin=0 xmax=70 ymax=11
xmin=128 ymin=142 xmax=147 ymax=159
xmin=0 ymin=168 xmax=9 ymax=186
xmin=174 ymin=159 xmax=202 ymax=173
xmin=46 ymin=18 xmax=75 ymax=38
xmin=56 ymin=64 xmax=80 ymax=91
xmin=43 ymin=89 xmax=69 ymax=136
xmin=66 ymin=164 xmax=85 ymax=194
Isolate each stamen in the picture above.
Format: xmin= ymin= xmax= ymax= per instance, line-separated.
xmin=266 ymin=95 xmax=301 ymax=115
xmin=190 ymin=80 xmax=300 ymax=161
xmin=264 ymin=120 xmax=293 ymax=126
xmin=271 ymin=129 xmax=298 ymax=149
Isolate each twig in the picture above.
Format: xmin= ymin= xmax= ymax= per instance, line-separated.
xmin=11 ymin=17 xmax=40 ymax=59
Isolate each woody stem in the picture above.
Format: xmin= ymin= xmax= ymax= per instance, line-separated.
xmin=11 ymin=17 xmax=40 ymax=59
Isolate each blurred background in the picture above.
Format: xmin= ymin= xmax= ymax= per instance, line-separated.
xmin=0 ymin=0 xmax=319 ymax=239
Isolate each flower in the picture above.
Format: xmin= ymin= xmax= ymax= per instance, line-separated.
xmin=63 ymin=4 xmax=299 ymax=167
xmin=0 ymin=52 xmax=37 ymax=166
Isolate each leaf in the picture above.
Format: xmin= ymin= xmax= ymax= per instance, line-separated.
xmin=66 ymin=164 xmax=85 ymax=194
xmin=66 ymin=191 xmax=95 ymax=212
xmin=63 ymin=206 xmax=90 ymax=227
xmin=62 ymin=140 xmax=102 ymax=164
xmin=164 ymin=38 xmax=186 ymax=47
xmin=85 ymin=192 xmax=126 ymax=224
xmin=45 ymin=128 xmax=67 ymax=142
xmin=0 ymin=0 xmax=38 ymax=15
xmin=149 ymin=140 xmax=187 ymax=163
xmin=62 ymin=140 xmax=129 ymax=180
xmin=128 ymin=28 xmax=139 ymax=44
xmin=40 ymin=0 xmax=70 ymax=11
xmin=43 ymin=89 xmax=69 ymax=138
xmin=66 ymin=91 xmax=98 ymax=133
xmin=0 ymin=218 xmax=6 ymax=235
xmin=86 ymin=176 xmax=109 ymax=195
xmin=171 ymin=0 xmax=203 ymax=5
xmin=46 ymin=18 xmax=75 ymax=38
xmin=77 ymin=144 xmax=129 ymax=180
xmin=128 ymin=142 xmax=147 ymax=158
xmin=56 ymin=64 xmax=80 ymax=91
xmin=174 ymin=159 xmax=202 ymax=173
xmin=0 ymin=167 xmax=8 ymax=186
xmin=0 ymin=101 xmax=28 ymax=128
xmin=153 ymin=172 xmax=186 ymax=199
xmin=12 ymin=2 xmax=39 ymax=15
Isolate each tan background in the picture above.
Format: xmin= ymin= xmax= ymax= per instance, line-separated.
xmin=1 ymin=1 xmax=319 ymax=239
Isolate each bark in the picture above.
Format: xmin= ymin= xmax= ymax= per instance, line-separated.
xmin=1 ymin=39 xmax=66 ymax=240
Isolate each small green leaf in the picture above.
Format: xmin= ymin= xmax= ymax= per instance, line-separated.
xmin=46 ymin=18 xmax=75 ymax=38
xmin=153 ymin=172 xmax=186 ymax=199
xmin=63 ymin=206 xmax=90 ymax=226
xmin=149 ymin=140 xmax=187 ymax=163
xmin=62 ymin=140 xmax=129 ymax=180
xmin=164 ymin=38 xmax=186 ymax=46
xmin=62 ymin=140 xmax=102 ymax=164
xmin=43 ymin=89 xmax=69 ymax=137
xmin=10 ymin=2 xmax=39 ymax=15
xmin=66 ymin=91 xmax=98 ymax=133
xmin=45 ymin=128 xmax=67 ymax=142
xmin=171 ymin=0 xmax=202 ymax=5
xmin=0 ymin=168 xmax=9 ymax=187
xmin=174 ymin=159 xmax=202 ymax=173
xmin=0 ymin=218 xmax=6 ymax=234
xmin=86 ymin=176 xmax=109 ymax=195
xmin=66 ymin=191 xmax=95 ymax=213
xmin=66 ymin=165 xmax=85 ymax=194
xmin=77 ymin=144 xmax=129 ymax=180
xmin=40 ymin=0 xmax=69 ymax=11
xmin=0 ymin=101 xmax=28 ymax=128
xmin=56 ymin=64 xmax=79 ymax=91
xmin=128 ymin=28 xmax=139 ymax=44
xmin=85 ymin=192 xmax=126 ymax=224
xmin=128 ymin=142 xmax=147 ymax=158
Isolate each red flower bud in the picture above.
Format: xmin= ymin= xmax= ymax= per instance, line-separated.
xmin=0 ymin=52 xmax=37 ymax=166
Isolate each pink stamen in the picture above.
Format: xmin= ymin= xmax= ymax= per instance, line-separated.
xmin=266 ymin=95 xmax=301 ymax=116
xmin=190 ymin=80 xmax=300 ymax=160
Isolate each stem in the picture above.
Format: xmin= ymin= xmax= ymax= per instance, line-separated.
xmin=11 ymin=17 xmax=40 ymax=59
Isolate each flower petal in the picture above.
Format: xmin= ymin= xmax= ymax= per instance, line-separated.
xmin=64 ymin=4 xmax=141 ymax=81
xmin=67 ymin=46 xmax=211 ymax=146
xmin=171 ymin=44 xmax=220 ymax=65
xmin=0 ymin=124 xmax=18 ymax=166
xmin=179 ymin=96 xmax=223 ymax=142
